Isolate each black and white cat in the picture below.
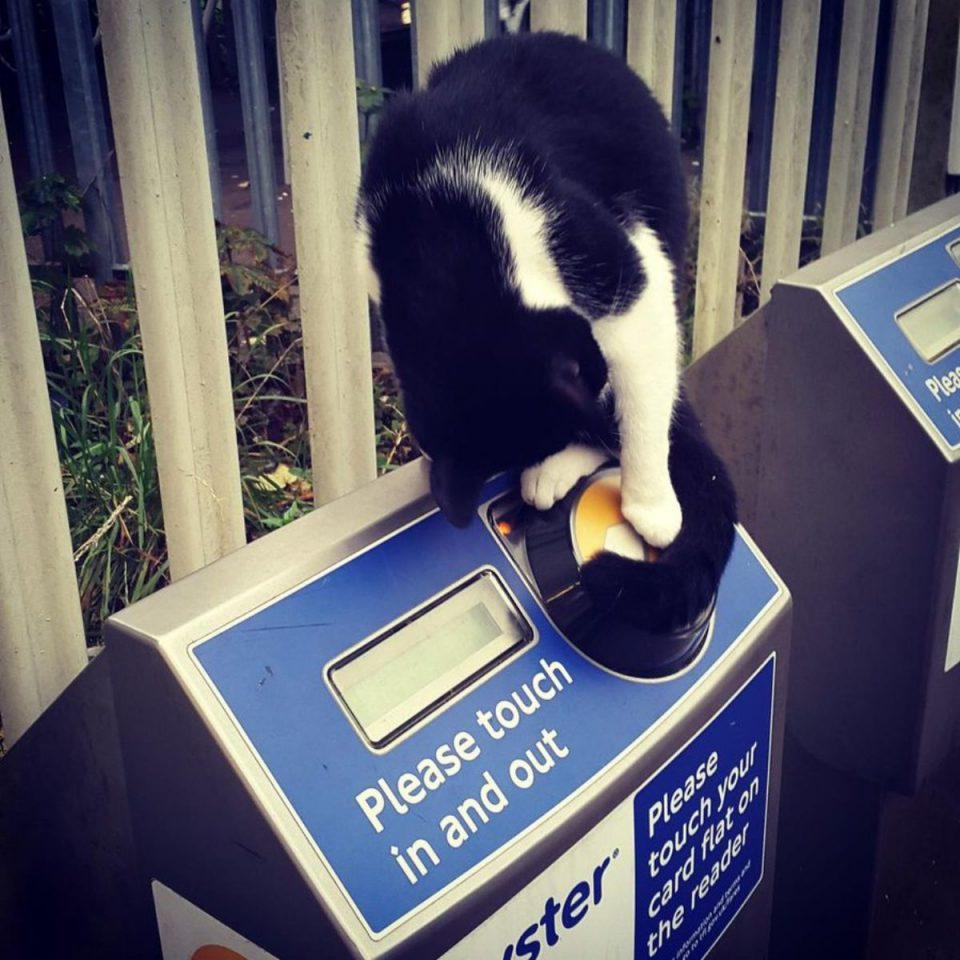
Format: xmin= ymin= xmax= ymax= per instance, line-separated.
xmin=357 ymin=32 xmax=735 ymax=632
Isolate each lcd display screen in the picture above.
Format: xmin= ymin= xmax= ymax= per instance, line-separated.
xmin=896 ymin=280 xmax=960 ymax=362
xmin=329 ymin=571 xmax=533 ymax=746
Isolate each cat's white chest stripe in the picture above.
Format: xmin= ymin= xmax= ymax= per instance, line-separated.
xmin=477 ymin=169 xmax=571 ymax=311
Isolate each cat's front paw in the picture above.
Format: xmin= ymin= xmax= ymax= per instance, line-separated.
xmin=521 ymin=444 xmax=608 ymax=512
xmin=621 ymin=490 xmax=682 ymax=548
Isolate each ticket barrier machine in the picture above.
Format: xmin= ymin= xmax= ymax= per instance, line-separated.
xmin=686 ymin=194 xmax=960 ymax=958
xmin=107 ymin=460 xmax=790 ymax=959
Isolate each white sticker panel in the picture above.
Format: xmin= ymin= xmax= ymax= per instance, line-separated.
xmin=440 ymin=799 xmax=635 ymax=960
xmin=946 ymin=550 xmax=960 ymax=672
xmin=152 ymin=880 xmax=280 ymax=960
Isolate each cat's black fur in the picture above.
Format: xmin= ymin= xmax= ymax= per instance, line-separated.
xmin=359 ymin=32 xmax=736 ymax=631
xmin=582 ymin=393 xmax=737 ymax=632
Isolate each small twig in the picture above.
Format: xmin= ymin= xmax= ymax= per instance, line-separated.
xmin=77 ymin=147 xmax=117 ymax=198
xmin=385 ymin=422 xmax=409 ymax=467
xmin=740 ymin=244 xmax=761 ymax=295
xmin=252 ymin=272 xmax=298 ymax=313
xmin=234 ymin=334 xmax=302 ymax=423
xmin=74 ymin=495 xmax=133 ymax=562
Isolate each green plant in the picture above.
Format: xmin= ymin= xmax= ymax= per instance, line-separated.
xmin=28 ymin=205 xmax=417 ymax=644
xmin=18 ymin=174 xmax=95 ymax=273
xmin=374 ymin=364 xmax=416 ymax=473
xmin=357 ymin=79 xmax=389 ymax=158
xmin=38 ymin=280 xmax=168 ymax=643
xmin=218 ymin=224 xmax=313 ymax=536
xmin=219 ymin=225 xmax=417 ymax=537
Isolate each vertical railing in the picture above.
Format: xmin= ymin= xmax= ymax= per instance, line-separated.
xmin=530 ymin=0 xmax=588 ymax=38
xmin=6 ymin=0 xmax=55 ymax=182
xmin=193 ymin=0 xmax=223 ymax=220
xmin=821 ymin=0 xmax=882 ymax=256
xmin=590 ymin=0 xmax=626 ymax=53
xmin=626 ymin=0 xmax=678 ymax=121
xmin=98 ymin=0 xmax=247 ymax=582
xmin=277 ymin=0 xmax=377 ymax=504
xmin=0 ymin=94 xmax=88 ymax=748
xmin=0 ymin=0 xmax=942 ymax=743
xmin=691 ymin=0 xmax=757 ymax=357
xmin=234 ymin=0 xmax=281 ymax=248
xmin=49 ymin=0 xmax=122 ymax=279
xmin=759 ymin=1 xmax=821 ymax=305
xmin=872 ymin=0 xmax=932 ymax=229
xmin=412 ymin=0 xmax=488 ymax=87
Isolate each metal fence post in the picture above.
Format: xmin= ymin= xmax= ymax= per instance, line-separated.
xmin=353 ymin=0 xmax=384 ymax=90
xmin=484 ymin=0 xmax=501 ymax=37
xmin=233 ymin=0 xmax=281 ymax=248
xmin=590 ymin=0 xmax=626 ymax=55
xmin=49 ymin=0 xmax=122 ymax=280
xmin=193 ymin=0 xmax=223 ymax=221
xmin=6 ymin=0 xmax=55 ymax=181
xmin=0 ymin=93 xmax=88 ymax=748
xmin=7 ymin=0 xmax=57 ymax=261
xmin=353 ymin=0 xmax=384 ymax=144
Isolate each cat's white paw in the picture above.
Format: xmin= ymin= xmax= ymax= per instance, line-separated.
xmin=621 ymin=490 xmax=683 ymax=548
xmin=521 ymin=445 xmax=608 ymax=512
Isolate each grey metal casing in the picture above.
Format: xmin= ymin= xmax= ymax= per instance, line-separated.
xmin=691 ymin=196 xmax=960 ymax=791
xmin=107 ymin=459 xmax=791 ymax=959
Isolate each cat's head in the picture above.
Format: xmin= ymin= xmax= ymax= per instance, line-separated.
xmin=360 ymin=165 xmax=618 ymax=526
xmin=395 ymin=306 xmax=609 ymax=527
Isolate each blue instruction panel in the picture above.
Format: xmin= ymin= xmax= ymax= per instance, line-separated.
xmin=634 ymin=656 xmax=774 ymax=960
xmin=190 ymin=476 xmax=782 ymax=935
xmin=835 ymin=224 xmax=960 ymax=452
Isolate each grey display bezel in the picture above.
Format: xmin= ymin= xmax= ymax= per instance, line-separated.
xmin=894 ymin=278 xmax=960 ymax=364
xmin=824 ymin=221 xmax=960 ymax=459
xmin=326 ymin=567 xmax=535 ymax=750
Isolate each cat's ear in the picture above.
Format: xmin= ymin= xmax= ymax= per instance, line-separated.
xmin=429 ymin=456 xmax=486 ymax=528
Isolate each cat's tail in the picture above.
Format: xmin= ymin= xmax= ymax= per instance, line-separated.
xmin=579 ymin=393 xmax=737 ymax=634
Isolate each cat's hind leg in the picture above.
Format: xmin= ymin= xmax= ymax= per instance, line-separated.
xmin=521 ymin=443 xmax=609 ymax=511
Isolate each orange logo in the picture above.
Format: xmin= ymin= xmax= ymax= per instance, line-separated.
xmin=191 ymin=947 xmax=251 ymax=960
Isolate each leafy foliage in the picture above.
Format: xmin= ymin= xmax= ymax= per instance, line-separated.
xmin=356 ymin=80 xmax=389 ymax=158
xmin=29 ymin=211 xmax=416 ymax=643
xmin=37 ymin=280 xmax=168 ymax=642
xmin=19 ymin=174 xmax=96 ymax=273
xmin=219 ymin=225 xmax=313 ymax=537
xmin=18 ymin=174 xmax=84 ymax=237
